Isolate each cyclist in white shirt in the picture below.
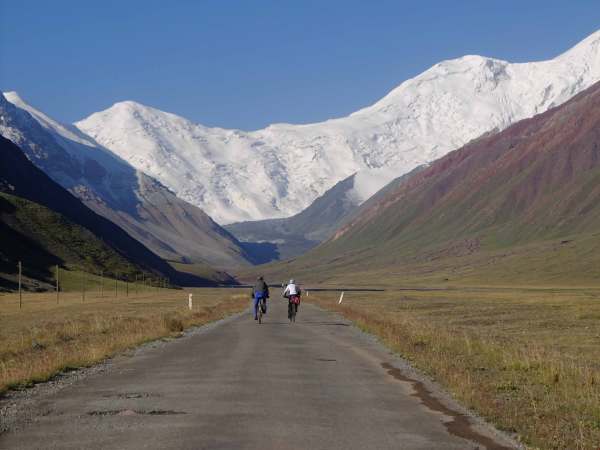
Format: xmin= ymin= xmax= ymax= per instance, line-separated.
xmin=283 ymin=279 xmax=301 ymax=320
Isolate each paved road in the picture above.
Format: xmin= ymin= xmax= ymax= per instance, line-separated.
xmin=0 ymin=300 xmax=515 ymax=450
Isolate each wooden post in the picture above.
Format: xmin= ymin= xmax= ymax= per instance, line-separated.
xmin=115 ymin=275 xmax=118 ymax=297
xmin=126 ymin=276 xmax=129 ymax=297
xmin=18 ymin=261 xmax=22 ymax=310
xmin=100 ymin=270 xmax=104 ymax=298
xmin=135 ymin=274 xmax=138 ymax=296
xmin=82 ymin=271 xmax=86 ymax=302
xmin=56 ymin=265 xmax=59 ymax=304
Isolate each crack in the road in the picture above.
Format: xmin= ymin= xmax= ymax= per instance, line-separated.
xmin=101 ymin=392 xmax=160 ymax=399
xmin=381 ymin=363 xmax=514 ymax=450
xmin=87 ymin=409 xmax=186 ymax=416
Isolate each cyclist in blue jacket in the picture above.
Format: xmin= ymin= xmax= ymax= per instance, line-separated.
xmin=252 ymin=276 xmax=270 ymax=320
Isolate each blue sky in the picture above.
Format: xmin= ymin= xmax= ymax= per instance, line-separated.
xmin=1 ymin=0 xmax=599 ymax=130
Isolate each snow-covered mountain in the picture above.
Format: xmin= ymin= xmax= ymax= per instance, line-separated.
xmin=224 ymin=164 xmax=426 ymax=262
xmin=0 ymin=92 xmax=252 ymax=269
xmin=72 ymin=30 xmax=600 ymax=225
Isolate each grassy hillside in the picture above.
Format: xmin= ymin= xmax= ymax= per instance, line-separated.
xmin=169 ymin=261 xmax=237 ymax=285
xmin=0 ymin=192 xmax=160 ymax=290
xmin=0 ymin=135 xmax=177 ymax=285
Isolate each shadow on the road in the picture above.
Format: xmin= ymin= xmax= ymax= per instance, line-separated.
xmin=256 ymin=321 xmax=290 ymax=325
xmin=300 ymin=321 xmax=350 ymax=327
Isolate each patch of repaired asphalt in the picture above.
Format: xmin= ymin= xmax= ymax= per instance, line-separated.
xmin=381 ymin=363 xmax=513 ymax=450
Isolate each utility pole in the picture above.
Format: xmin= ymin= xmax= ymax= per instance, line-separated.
xmin=56 ymin=265 xmax=59 ymax=304
xmin=82 ymin=271 xmax=86 ymax=302
xmin=18 ymin=261 xmax=22 ymax=310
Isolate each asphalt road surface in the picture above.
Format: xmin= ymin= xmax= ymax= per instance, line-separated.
xmin=0 ymin=300 xmax=516 ymax=450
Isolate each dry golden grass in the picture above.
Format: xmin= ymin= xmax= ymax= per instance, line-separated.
xmin=0 ymin=287 xmax=247 ymax=393
xmin=309 ymin=288 xmax=600 ymax=450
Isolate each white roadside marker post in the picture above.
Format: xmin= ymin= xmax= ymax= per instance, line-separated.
xmin=338 ymin=291 xmax=345 ymax=304
xmin=188 ymin=293 xmax=193 ymax=311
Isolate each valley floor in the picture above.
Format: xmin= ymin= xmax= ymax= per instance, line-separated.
xmin=309 ymin=287 xmax=600 ymax=449
xmin=2 ymin=284 xmax=597 ymax=448
xmin=0 ymin=298 xmax=516 ymax=449
xmin=0 ymin=287 xmax=248 ymax=394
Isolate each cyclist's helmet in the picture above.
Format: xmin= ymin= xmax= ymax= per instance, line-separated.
xmin=289 ymin=279 xmax=294 ymax=284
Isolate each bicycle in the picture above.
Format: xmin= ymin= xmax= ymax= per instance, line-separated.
xmin=288 ymin=295 xmax=299 ymax=323
xmin=257 ymin=297 xmax=266 ymax=324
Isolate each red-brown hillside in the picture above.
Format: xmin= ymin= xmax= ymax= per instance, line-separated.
xmin=331 ymin=80 xmax=600 ymax=249
xmin=267 ymin=80 xmax=600 ymax=285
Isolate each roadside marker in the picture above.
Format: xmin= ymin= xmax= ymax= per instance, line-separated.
xmin=188 ymin=293 xmax=193 ymax=311
xmin=338 ymin=292 xmax=344 ymax=304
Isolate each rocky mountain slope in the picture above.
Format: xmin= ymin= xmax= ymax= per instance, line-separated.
xmin=0 ymin=93 xmax=251 ymax=269
xmin=76 ymin=31 xmax=600 ymax=224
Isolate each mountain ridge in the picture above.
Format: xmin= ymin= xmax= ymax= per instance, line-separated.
xmin=266 ymin=79 xmax=600 ymax=286
xmin=0 ymin=93 xmax=252 ymax=269
xmin=74 ymin=30 xmax=600 ymax=225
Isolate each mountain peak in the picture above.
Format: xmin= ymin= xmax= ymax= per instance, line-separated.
xmin=83 ymin=100 xmax=192 ymax=128
xmin=2 ymin=91 xmax=26 ymax=107
xmin=110 ymin=100 xmax=148 ymax=110
xmin=102 ymin=100 xmax=158 ymax=117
